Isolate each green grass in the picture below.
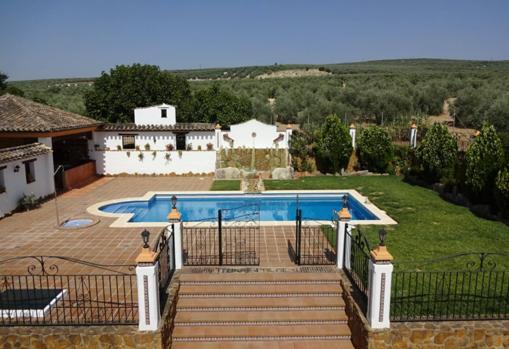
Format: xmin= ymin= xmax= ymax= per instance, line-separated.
xmin=265 ymin=176 xmax=509 ymax=270
xmin=210 ymin=180 xmax=241 ymax=191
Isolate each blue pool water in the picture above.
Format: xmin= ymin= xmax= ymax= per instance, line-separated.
xmin=99 ymin=194 xmax=378 ymax=222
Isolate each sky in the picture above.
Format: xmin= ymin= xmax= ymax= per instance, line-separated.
xmin=1 ymin=0 xmax=508 ymax=81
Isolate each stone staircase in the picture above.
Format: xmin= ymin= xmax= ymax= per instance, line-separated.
xmin=171 ymin=271 xmax=354 ymax=349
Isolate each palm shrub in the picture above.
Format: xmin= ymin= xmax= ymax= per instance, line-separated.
xmin=357 ymin=126 xmax=394 ymax=173
xmin=316 ymin=115 xmax=352 ymax=173
xmin=465 ymin=123 xmax=505 ymax=197
xmin=416 ymin=123 xmax=458 ymax=183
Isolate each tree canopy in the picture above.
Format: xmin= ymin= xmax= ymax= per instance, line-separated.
xmin=466 ymin=123 xmax=505 ymax=194
xmin=84 ymin=64 xmax=193 ymax=123
xmin=316 ymin=114 xmax=352 ymax=173
xmin=416 ymin=123 xmax=458 ymax=182
xmin=192 ymin=84 xmax=252 ymax=126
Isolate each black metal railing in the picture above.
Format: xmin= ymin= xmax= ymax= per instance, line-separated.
xmin=343 ymin=224 xmax=371 ymax=312
xmin=182 ymin=204 xmax=260 ymax=266
xmin=154 ymin=225 xmax=176 ymax=293
xmin=0 ymin=256 xmax=137 ymax=326
xmin=391 ymin=252 xmax=509 ymax=321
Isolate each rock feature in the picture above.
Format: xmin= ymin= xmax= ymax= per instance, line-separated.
xmin=215 ymin=167 xmax=240 ymax=179
xmin=272 ymin=167 xmax=294 ymax=180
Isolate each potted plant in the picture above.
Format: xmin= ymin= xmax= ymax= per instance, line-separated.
xmin=165 ymin=153 xmax=171 ymax=160
xmin=138 ymin=152 xmax=144 ymax=160
xmin=152 ymin=150 xmax=157 ymax=158
xmin=197 ymin=145 xmax=202 ymax=151
xmin=166 ymin=144 xmax=174 ymax=151
xmin=178 ymin=150 xmax=183 ymax=158
xmin=144 ymin=143 xmax=151 ymax=151
xmin=135 ymin=145 xmax=140 ymax=151
xmin=186 ymin=143 xmax=193 ymax=151
xmin=116 ymin=145 xmax=122 ymax=151
xmin=126 ymin=151 xmax=131 ymax=157
xmin=206 ymin=143 xmax=214 ymax=151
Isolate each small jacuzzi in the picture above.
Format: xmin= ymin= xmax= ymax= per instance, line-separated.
xmin=59 ymin=218 xmax=98 ymax=229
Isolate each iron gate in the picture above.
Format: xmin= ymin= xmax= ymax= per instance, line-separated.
xmin=182 ymin=204 xmax=260 ymax=266
xmin=343 ymin=224 xmax=371 ymax=313
xmin=294 ymin=209 xmax=337 ymax=265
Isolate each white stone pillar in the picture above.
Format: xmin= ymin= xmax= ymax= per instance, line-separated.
xmin=38 ymin=137 xmax=55 ymax=194
xmin=135 ymin=234 xmax=160 ymax=331
xmin=215 ymin=124 xmax=222 ymax=149
xmin=168 ymin=206 xmax=183 ymax=270
xmin=349 ymin=124 xmax=356 ymax=149
xmin=344 ymin=223 xmax=352 ymax=270
xmin=410 ymin=123 xmax=417 ymax=148
xmin=285 ymin=125 xmax=293 ymax=148
xmin=367 ymin=242 xmax=394 ymax=329
xmin=335 ymin=207 xmax=351 ymax=269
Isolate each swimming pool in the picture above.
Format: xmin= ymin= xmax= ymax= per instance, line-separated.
xmin=96 ymin=192 xmax=380 ymax=223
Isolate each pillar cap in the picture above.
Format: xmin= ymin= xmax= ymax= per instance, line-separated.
xmin=135 ymin=247 xmax=158 ymax=264
xmin=349 ymin=123 xmax=356 ymax=129
xmin=167 ymin=208 xmax=182 ymax=222
xmin=474 ymin=130 xmax=480 ymax=137
xmin=370 ymin=245 xmax=394 ymax=262
xmin=215 ymin=123 xmax=221 ymax=129
xmin=338 ymin=207 xmax=351 ymax=221
xmin=411 ymin=123 xmax=417 ymax=129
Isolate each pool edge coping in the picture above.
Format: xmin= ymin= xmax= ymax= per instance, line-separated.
xmin=86 ymin=190 xmax=397 ymax=228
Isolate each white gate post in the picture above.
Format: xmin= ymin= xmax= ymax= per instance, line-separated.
xmin=367 ymin=230 xmax=394 ymax=329
xmin=335 ymin=207 xmax=351 ymax=269
xmin=215 ymin=123 xmax=222 ymax=149
xmin=349 ymin=124 xmax=356 ymax=149
xmin=168 ymin=203 xmax=183 ymax=270
xmin=410 ymin=123 xmax=417 ymax=148
xmin=135 ymin=230 xmax=160 ymax=331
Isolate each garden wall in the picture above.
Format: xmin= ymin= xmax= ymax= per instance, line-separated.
xmin=341 ymin=277 xmax=509 ymax=349
xmin=92 ymin=150 xmax=216 ymax=175
xmin=218 ymin=148 xmax=288 ymax=170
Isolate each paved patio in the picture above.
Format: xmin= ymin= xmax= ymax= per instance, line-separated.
xmin=0 ymin=176 xmax=298 ymax=273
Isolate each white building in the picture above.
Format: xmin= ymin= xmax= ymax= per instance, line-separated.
xmin=0 ymin=143 xmax=54 ymax=216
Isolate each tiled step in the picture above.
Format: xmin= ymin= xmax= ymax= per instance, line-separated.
xmin=172 ymin=340 xmax=355 ymax=349
xmin=180 ymin=272 xmax=342 ymax=283
xmin=179 ymin=284 xmax=342 ymax=297
xmin=177 ymin=296 xmax=345 ymax=311
xmin=175 ymin=310 xmax=348 ymax=325
xmin=172 ymin=324 xmax=351 ymax=340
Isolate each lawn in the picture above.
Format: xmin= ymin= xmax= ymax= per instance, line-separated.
xmin=210 ymin=180 xmax=241 ymax=191
xmin=265 ymin=176 xmax=509 ymax=270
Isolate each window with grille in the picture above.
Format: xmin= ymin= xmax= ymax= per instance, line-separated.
xmin=121 ymin=135 xmax=136 ymax=150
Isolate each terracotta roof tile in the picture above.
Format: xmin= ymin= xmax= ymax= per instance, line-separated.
xmin=99 ymin=123 xmax=215 ymax=132
xmin=0 ymin=94 xmax=101 ymax=133
xmin=0 ymin=143 xmax=52 ymax=165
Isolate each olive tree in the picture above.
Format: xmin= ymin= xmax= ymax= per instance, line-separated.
xmin=316 ymin=115 xmax=352 ymax=173
xmin=357 ymin=126 xmax=394 ymax=173
xmin=416 ymin=123 xmax=458 ymax=182
xmin=466 ymin=123 xmax=505 ymax=194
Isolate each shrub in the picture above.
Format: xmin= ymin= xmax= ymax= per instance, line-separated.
xmin=207 ymin=143 xmax=214 ymax=151
xmin=138 ymin=152 xmax=144 ymax=160
xmin=316 ymin=115 xmax=352 ymax=173
xmin=166 ymin=144 xmax=174 ymax=151
xmin=466 ymin=123 xmax=505 ymax=195
xmin=416 ymin=123 xmax=458 ymax=182
xmin=357 ymin=125 xmax=394 ymax=173
xmin=495 ymin=168 xmax=509 ymax=217
xmin=289 ymin=130 xmax=316 ymax=172
xmin=19 ymin=194 xmax=40 ymax=211
xmin=116 ymin=145 xmax=121 ymax=150
xmin=197 ymin=145 xmax=202 ymax=151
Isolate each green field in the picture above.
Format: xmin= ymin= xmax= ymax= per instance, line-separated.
xmin=264 ymin=176 xmax=509 ymax=270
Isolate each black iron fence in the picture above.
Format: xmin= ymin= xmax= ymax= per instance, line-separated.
xmin=182 ymin=204 xmax=260 ymax=266
xmin=343 ymin=224 xmax=371 ymax=313
xmin=391 ymin=252 xmax=509 ymax=321
xmin=294 ymin=209 xmax=337 ymax=265
xmin=0 ymin=256 xmax=137 ymax=326
xmin=154 ymin=225 xmax=176 ymax=299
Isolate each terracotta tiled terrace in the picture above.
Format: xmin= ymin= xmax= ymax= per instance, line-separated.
xmin=0 ymin=176 xmax=299 ymax=273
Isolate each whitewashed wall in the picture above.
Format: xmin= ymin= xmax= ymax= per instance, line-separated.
xmin=134 ymin=104 xmax=176 ymax=125
xmin=93 ymin=132 xmax=176 ymax=151
xmin=185 ymin=131 xmax=215 ymax=150
xmin=93 ymin=150 xmax=216 ymax=175
xmin=220 ymin=119 xmax=290 ymax=149
xmin=0 ymin=153 xmax=54 ymax=216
